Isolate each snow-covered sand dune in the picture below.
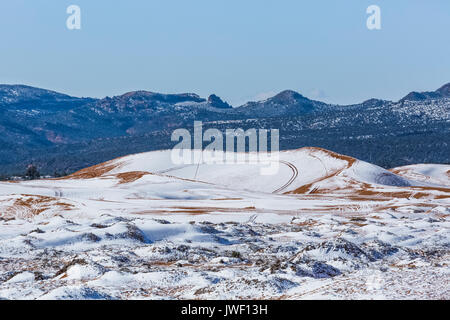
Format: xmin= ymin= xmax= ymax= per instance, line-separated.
xmin=0 ymin=147 xmax=448 ymax=299
xmin=391 ymin=164 xmax=450 ymax=187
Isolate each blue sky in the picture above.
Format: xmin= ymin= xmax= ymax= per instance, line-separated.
xmin=0 ymin=0 xmax=449 ymax=105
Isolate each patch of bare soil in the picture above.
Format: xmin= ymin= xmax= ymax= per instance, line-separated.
xmin=135 ymin=206 xmax=258 ymax=216
xmin=62 ymin=160 xmax=122 ymax=180
xmin=115 ymin=171 xmax=149 ymax=184
xmin=2 ymin=195 xmax=74 ymax=219
xmin=303 ymin=147 xmax=357 ymax=166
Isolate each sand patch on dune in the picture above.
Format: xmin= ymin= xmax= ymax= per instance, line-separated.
xmin=66 ymin=162 xmax=119 ymax=179
xmin=1 ymin=195 xmax=74 ymax=219
xmin=115 ymin=171 xmax=149 ymax=184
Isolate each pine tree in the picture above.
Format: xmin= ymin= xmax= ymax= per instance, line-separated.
xmin=25 ymin=164 xmax=40 ymax=180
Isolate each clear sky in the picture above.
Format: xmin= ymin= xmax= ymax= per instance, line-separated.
xmin=1 ymin=0 xmax=449 ymax=106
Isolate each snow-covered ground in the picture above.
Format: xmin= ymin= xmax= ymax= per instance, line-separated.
xmin=0 ymin=147 xmax=448 ymax=299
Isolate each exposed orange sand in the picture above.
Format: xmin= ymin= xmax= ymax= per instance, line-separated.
xmin=3 ymin=194 xmax=74 ymax=219
xmin=64 ymin=162 xmax=119 ymax=179
xmin=115 ymin=171 xmax=149 ymax=184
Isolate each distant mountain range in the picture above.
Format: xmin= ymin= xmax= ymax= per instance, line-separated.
xmin=0 ymin=83 xmax=449 ymax=176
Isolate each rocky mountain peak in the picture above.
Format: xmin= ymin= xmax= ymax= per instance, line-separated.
xmin=436 ymin=82 xmax=450 ymax=97
xmin=207 ymin=94 xmax=232 ymax=109
xmin=269 ymin=90 xmax=308 ymax=104
xmin=400 ymin=82 xmax=450 ymax=102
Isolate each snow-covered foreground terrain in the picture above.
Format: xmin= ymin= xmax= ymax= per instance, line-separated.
xmin=0 ymin=147 xmax=448 ymax=299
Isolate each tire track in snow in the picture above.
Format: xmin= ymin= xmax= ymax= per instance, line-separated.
xmin=272 ymin=161 xmax=299 ymax=194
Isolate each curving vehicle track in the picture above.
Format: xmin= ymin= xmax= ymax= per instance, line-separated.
xmin=272 ymin=160 xmax=299 ymax=194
